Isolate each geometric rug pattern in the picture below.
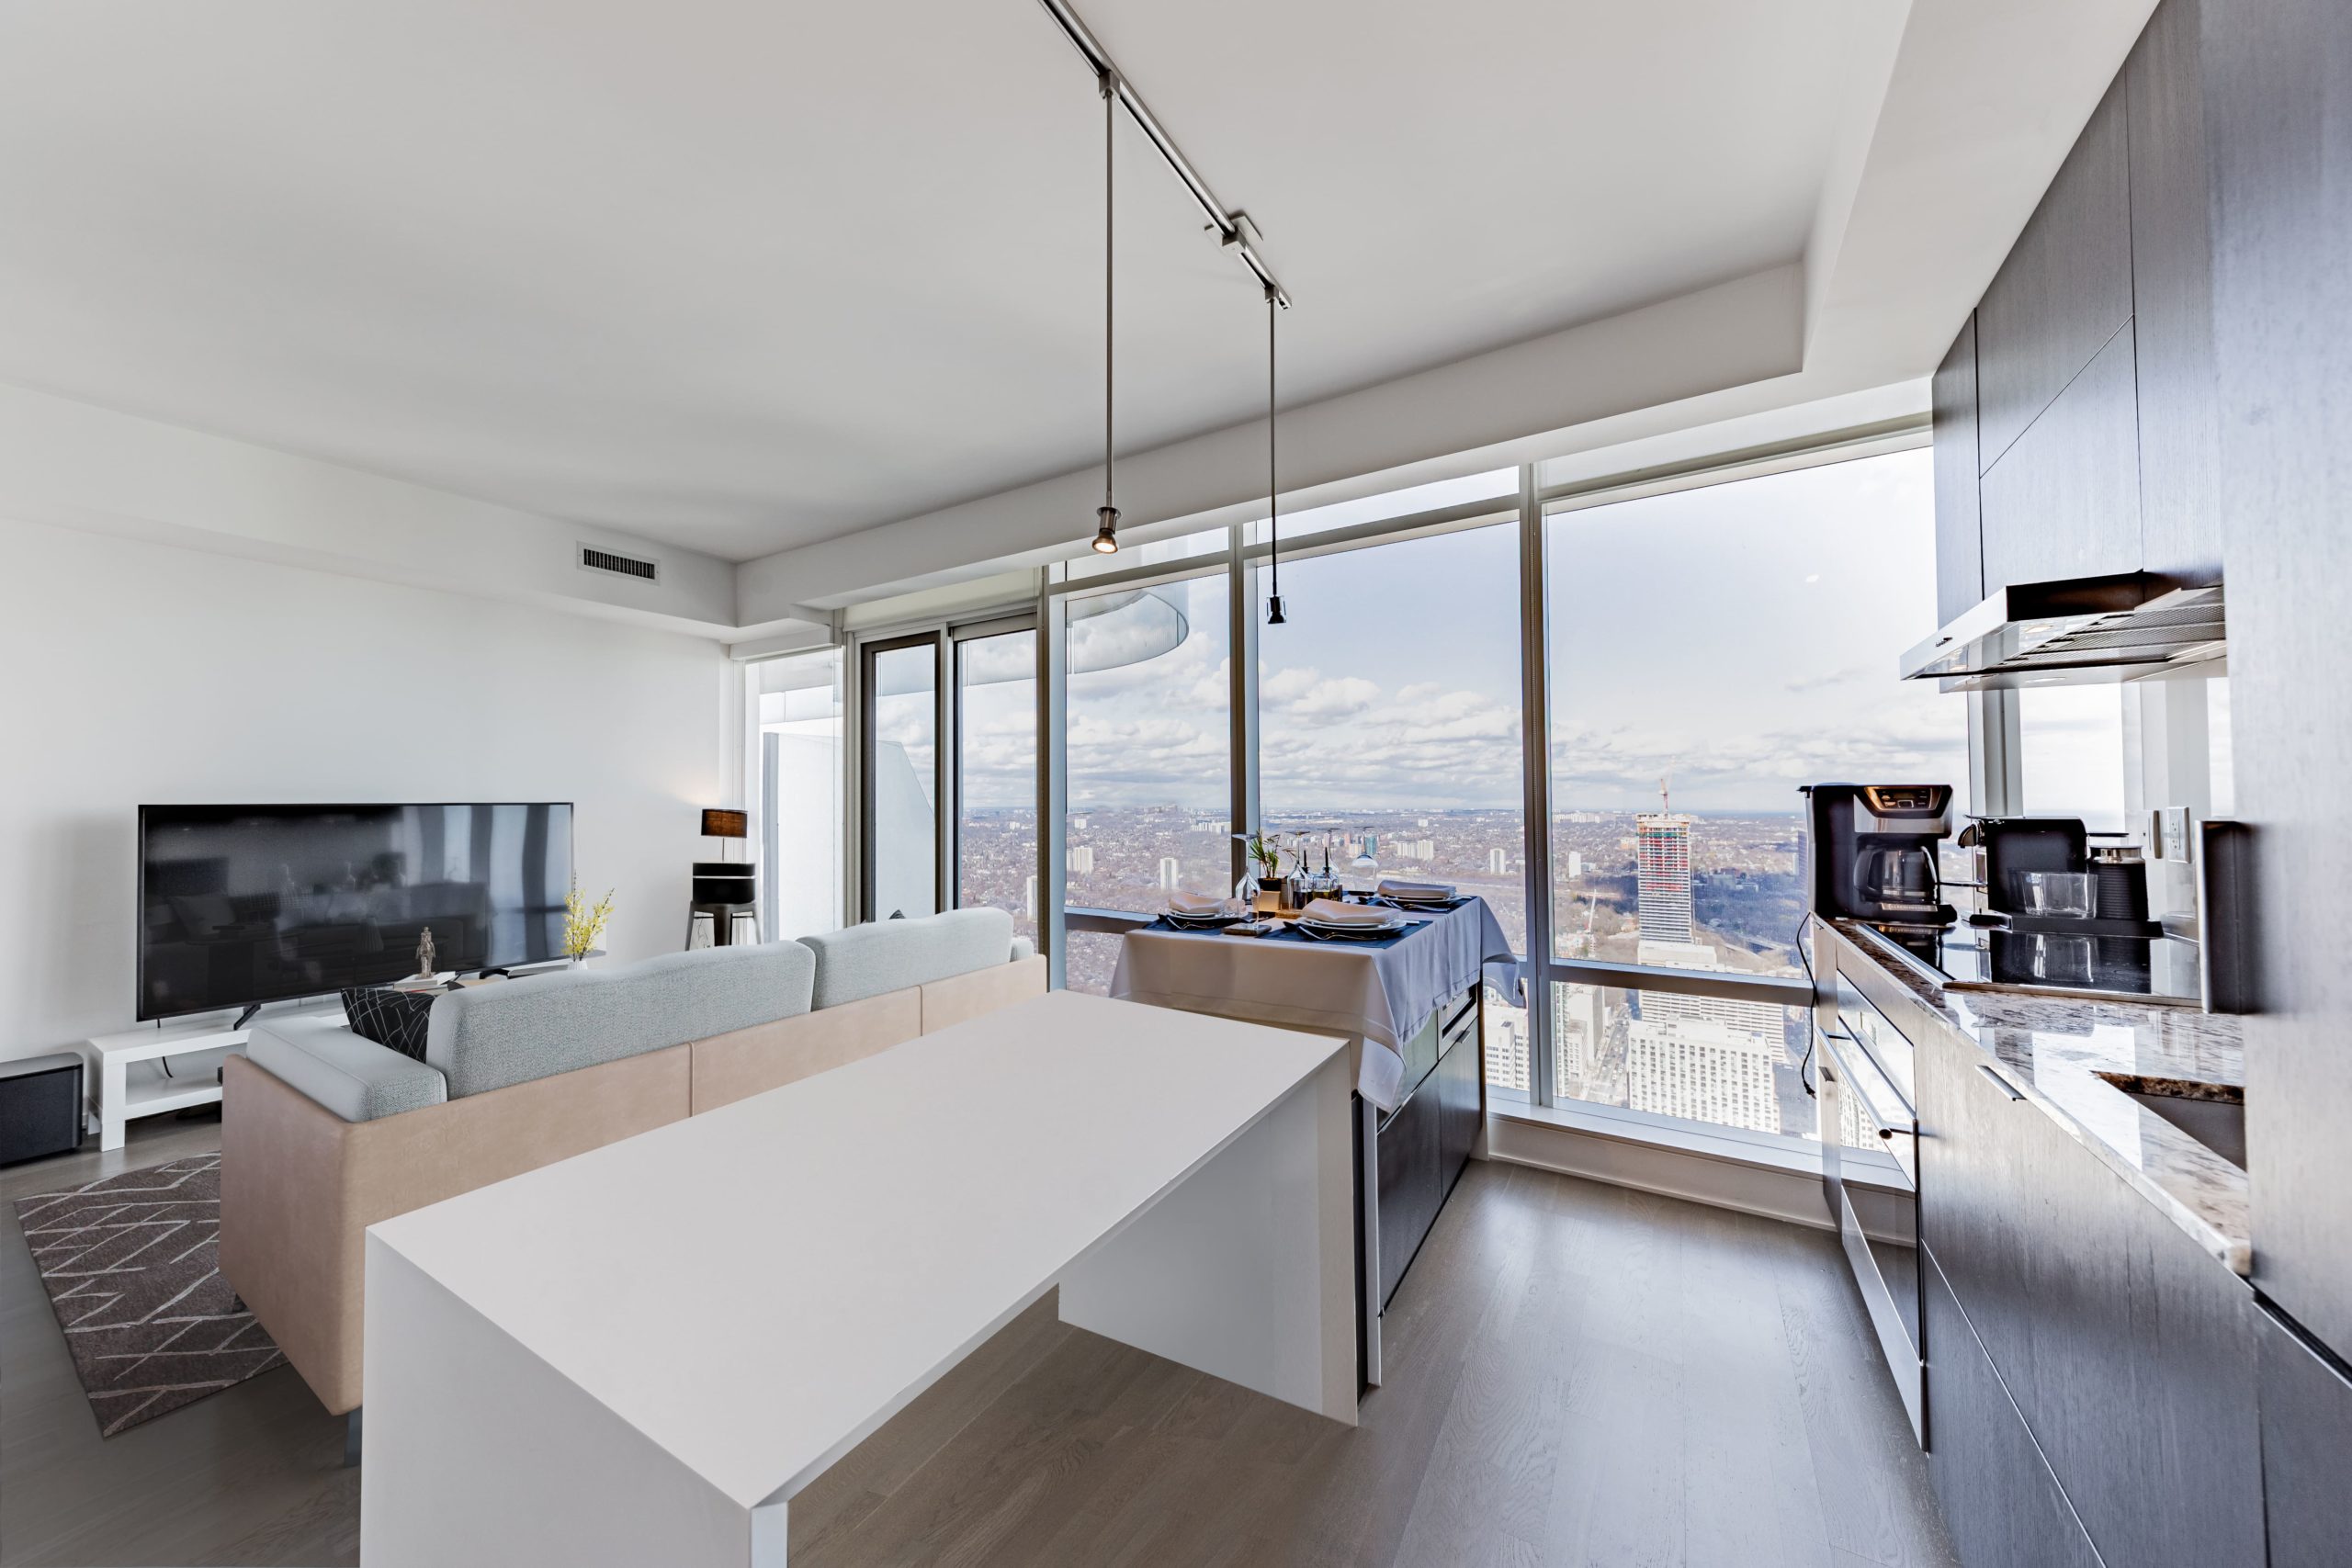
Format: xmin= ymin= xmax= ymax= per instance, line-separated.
xmin=12 ymin=1154 xmax=286 ymax=1435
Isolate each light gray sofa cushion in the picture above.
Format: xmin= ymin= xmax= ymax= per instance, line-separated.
xmin=248 ymin=1014 xmax=449 ymax=1122
xmin=798 ymin=907 xmax=1015 ymax=1010
xmin=425 ymin=942 xmax=818 ymax=1100
xmin=1011 ymin=935 xmax=1036 ymax=963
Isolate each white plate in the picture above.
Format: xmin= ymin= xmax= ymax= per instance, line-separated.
xmin=1298 ymin=918 xmax=1406 ymax=940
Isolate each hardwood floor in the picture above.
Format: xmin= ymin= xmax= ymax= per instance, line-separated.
xmin=0 ymin=1130 xmax=1954 ymax=1568
xmin=0 ymin=1118 xmax=354 ymax=1568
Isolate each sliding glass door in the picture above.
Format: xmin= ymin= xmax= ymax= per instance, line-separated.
xmin=862 ymin=633 xmax=943 ymax=919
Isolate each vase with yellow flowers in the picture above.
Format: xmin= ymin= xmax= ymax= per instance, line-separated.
xmin=562 ymin=881 xmax=615 ymax=965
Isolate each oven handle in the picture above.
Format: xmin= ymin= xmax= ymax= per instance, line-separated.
xmin=1978 ymin=1062 xmax=2029 ymax=1102
xmin=1819 ymin=1026 xmax=1918 ymax=1139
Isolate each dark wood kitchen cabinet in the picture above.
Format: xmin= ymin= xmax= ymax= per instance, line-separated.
xmin=1922 ymin=1250 xmax=2101 ymax=1568
xmin=1973 ymin=76 xmax=2133 ymax=474
xmin=1930 ymin=318 xmax=1984 ymax=626
xmin=1927 ymin=0 xmax=2225 ymax=621
xmin=2124 ymin=0 xmax=2223 ymax=585
xmin=1374 ymin=995 xmax=1478 ymax=1310
xmin=2256 ymin=1303 xmax=2352 ymax=1568
xmin=1916 ymin=1022 xmax=2263 ymax=1568
xmin=1977 ymin=323 xmax=2142 ymax=592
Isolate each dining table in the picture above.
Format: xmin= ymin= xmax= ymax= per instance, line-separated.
xmin=1107 ymin=894 xmax=1519 ymax=1111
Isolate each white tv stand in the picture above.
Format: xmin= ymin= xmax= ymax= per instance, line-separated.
xmin=85 ymin=1005 xmax=331 ymax=1151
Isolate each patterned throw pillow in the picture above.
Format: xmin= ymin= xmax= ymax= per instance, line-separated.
xmin=341 ymin=987 xmax=436 ymax=1063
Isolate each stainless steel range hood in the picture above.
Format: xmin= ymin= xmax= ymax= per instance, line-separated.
xmin=1900 ymin=572 xmax=2226 ymax=692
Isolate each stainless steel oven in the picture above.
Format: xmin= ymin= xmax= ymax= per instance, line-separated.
xmin=1818 ymin=979 xmax=1923 ymax=1443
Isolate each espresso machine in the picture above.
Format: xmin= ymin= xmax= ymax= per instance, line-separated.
xmin=1801 ymin=784 xmax=1957 ymax=930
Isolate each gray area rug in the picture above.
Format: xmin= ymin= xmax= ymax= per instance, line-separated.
xmin=13 ymin=1153 xmax=286 ymax=1435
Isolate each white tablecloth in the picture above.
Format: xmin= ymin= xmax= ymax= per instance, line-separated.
xmin=1108 ymin=898 xmax=1520 ymax=1111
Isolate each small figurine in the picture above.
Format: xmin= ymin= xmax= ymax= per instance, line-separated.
xmin=415 ymin=926 xmax=436 ymax=979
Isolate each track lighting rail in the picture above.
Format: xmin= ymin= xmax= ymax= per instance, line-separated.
xmin=1035 ymin=0 xmax=1291 ymax=307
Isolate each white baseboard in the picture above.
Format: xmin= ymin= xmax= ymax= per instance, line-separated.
xmin=1483 ymin=1103 xmax=1834 ymax=1233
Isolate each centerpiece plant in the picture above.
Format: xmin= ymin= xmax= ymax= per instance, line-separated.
xmin=563 ymin=881 xmax=615 ymax=964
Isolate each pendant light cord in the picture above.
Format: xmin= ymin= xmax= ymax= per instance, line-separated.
xmin=1268 ymin=286 xmax=1279 ymax=599
xmin=1102 ymin=70 xmax=1116 ymax=520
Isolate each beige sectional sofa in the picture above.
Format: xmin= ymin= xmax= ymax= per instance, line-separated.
xmin=220 ymin=908 xmax=1043 ymax=1418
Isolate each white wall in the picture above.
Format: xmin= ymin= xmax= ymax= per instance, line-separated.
xmin=0 ymin=514 xmax=732 ymax=1062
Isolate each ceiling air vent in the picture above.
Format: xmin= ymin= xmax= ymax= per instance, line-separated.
xmin=578 ymin=543 xmax=661 ymax=583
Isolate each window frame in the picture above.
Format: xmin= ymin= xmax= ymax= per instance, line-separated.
xmin=856 ymin=629 xmax=946 ymax=920
xmin=766 ymin=416 xmax=1953 ymax=1154
xmin=948 ymin=617 xmax=1042 ymax=945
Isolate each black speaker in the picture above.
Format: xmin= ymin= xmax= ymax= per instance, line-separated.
xmin=0 ymin=1053 xmax=85 ymax=1168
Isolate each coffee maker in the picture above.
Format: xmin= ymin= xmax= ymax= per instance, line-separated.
xmin=1802 ymin=784 xmax=1957 ymax=927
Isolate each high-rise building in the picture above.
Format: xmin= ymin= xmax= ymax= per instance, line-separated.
xmin=1487 ymin=847 xmax=1510 ymax=874
xmin=1551 ymin=980 xmax=1606 ymax=1085
xmin=1635 ymin=812 xmax=1694 ymax=941
xmin=1565 ymin=850 xmax=1583 ymax=879
xmin=1626 ymin=1014 xmax=1779 ymax=1134
xmin=1157 ymin=856 xmax=1181 ymax=891
xmin=1485 ymin=1012 xmax=1531 ymax=1095
xmin=1067 ymin=844 xmax=1094 ymax=874
xmin=1634 ymin=939 xmax=1784 ymax=1037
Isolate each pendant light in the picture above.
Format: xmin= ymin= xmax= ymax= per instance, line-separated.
xmin=1263 ymin=285 xmax=1286 ymax=623
xmin=1091 ymin=71 xmax=1121 ymax=555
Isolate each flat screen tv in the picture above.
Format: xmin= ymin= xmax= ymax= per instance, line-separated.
xmin=138 ymin=802 xmax=574 ymax=1022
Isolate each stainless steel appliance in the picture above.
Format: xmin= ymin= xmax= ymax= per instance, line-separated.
xmin=1818 ymin=975 xmax=1922 ymax=1442
xmin=1916 ymin=814 xmax=2218 ymax=1004
xmin=1802 ymin=784 xmax=1958 ymax=927
xmin=1898 ymin=571 xmax=2225 ymax=692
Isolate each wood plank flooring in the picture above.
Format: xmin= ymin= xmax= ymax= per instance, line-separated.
xmin=0 ymin=1126 xmax=1955 ymax=1568
xmin=0 ymin=1118 xmax=354 ymax=1567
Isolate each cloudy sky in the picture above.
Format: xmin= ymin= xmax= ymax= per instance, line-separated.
xmin=854 ymin=447 xmax=2184 ymax=834
xmin=1026 ymin=448 xmax=1982 ymax=816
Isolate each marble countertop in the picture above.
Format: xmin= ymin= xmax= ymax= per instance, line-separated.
xmin=1826 ymin=919 xmax=2251 ymax=1276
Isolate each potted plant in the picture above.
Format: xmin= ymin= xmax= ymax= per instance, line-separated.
xmin=563 ymin=881 xmax=615 ymax=965
xmin=1237 ymin=831 xmax=1293 ymax=914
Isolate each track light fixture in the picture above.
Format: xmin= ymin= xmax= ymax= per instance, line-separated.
xmin=1041 ymin=1 xmax=1296 ymax=569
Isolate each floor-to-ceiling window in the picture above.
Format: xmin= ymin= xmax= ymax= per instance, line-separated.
xmin=955 ymin=625 xmax=1037 ymax=950
xmin=1059 ymin=574 xmax=1232 ymax=994
xmin=1251 ymin=517 xmax=1532 ymax=1089
xmin=771 ymin=427 xmax=1983 ymax=1159
xmin=863 ymin=634 xmax=943 ymax=919
xmin=2018 ymin=686 xmax=2129 ymax=831
xmin=1540 ymin=446 xmax=1968 ymax=1140
xmin=754 ymin=647 xmax=846 ymax=940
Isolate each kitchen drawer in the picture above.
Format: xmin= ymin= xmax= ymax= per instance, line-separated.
xmin=1917 ymin=1026 xmax=2262 ymax=1568
xmin=1924 ymin=1247 xmax=2101 ymax=1568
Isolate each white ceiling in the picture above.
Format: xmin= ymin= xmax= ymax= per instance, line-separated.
xmin=0 ymin=0 xmax=1878 ymax=563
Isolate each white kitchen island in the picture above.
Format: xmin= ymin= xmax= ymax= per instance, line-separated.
xmin=360 ymin=990 xmax=1357 ymax=1567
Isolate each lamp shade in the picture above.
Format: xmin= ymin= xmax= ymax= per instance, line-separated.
xmin=700 ymin=808 xmax=748 ymax=840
